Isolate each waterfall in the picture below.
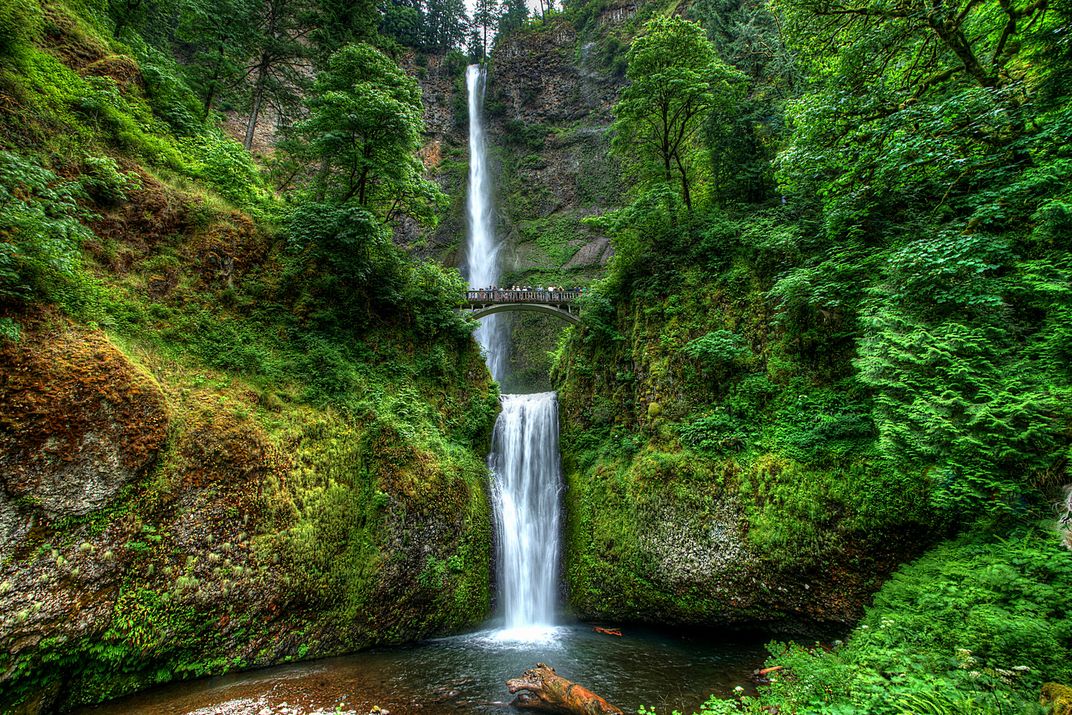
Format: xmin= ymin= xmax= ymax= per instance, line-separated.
xmin=465 ymin=64 xmax=506 ymax=383
xmin=464 ymin=65 xmax=562 ymax=641
xmin=489 ymin=393 xmax=562 ymax=635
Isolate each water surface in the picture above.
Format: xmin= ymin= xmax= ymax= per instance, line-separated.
xmin=79 ymin=624 xmax=767 ymax=715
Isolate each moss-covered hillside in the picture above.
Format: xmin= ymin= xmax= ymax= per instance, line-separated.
xmin=0 ymin=0 xmax=498 ymax=711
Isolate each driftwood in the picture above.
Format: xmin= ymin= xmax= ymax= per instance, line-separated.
xmin=507 ymin=663 xmax=625 ymax=714
xmin=593 ymin=626 xmax=622 ymax=637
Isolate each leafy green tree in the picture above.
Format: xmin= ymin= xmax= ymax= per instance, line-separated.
xmin=293 ymin=43 xmax=442 ymax=217
xmin=782 ymin=0 xmax=1052 ymax=93
xmin=612 ymin=16 xmax=744 ymax=210
xmin=283 ymin=46 xmax=456 ymax=334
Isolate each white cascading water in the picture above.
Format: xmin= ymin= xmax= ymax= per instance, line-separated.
xmin=465 ymin=64 xmax=506 ymax=382
xmin=488 ymin=393 xmax=562 ymax=637
xmin=465 ymin=65 xmax=562 ymax=641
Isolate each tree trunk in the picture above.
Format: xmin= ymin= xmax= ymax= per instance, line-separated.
xmin=202 ymin=45 xmax=227 ymax=118
xmin=244 ymin=60 xmax=269 ymax=150
xmin=675 ymin=153 xmax=692 ymax=211
xmin=506 ymin=663 xmax=624 ymax=715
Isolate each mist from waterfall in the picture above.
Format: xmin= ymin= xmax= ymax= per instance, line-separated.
xmin=465 ymin=64 xmax=506 ymax=383
xmin=465 ymin=65 xmax=563 ymax=641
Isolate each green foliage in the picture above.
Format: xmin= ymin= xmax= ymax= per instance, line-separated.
xmin=743 ymin=528 xmax=1070 ymax=714
xmin=0 ymin=0 xmax=41 ymax=62
xmin=612 ymin=15 xmax=745 ymax=210
xmin=308 ymin=0 xmax=378 ymax=61
xmin=639 ymin=529 xmax=1070 ymax=715
xmin=378 ymin=0 xmax=468 ymax=51
xmin=182 ymin=132 xmax=273 ymax=213
xmin=0 ymin=2 xmax=503 ymax=706
xmin=497 ymin=0 xmax=530 ymax=36
xmin=175 ymin=0 xmax=258 ymax=117
xmin=80 ymin=155 xmax=141 ymax=205
xmin=292 ymin=43 xmax=442 ymax=220
xmin=283 ymin=200 xmax=470 ymax=340
xmin=284 ymin=200 xmax=398 ymax=319
xmin=857 ymin=310 xmax=1065 ymax=518
xmin=682 ymin=329 xmax=751 ymax=371
xmin=0 ymin=151 xmax=95 ymax=312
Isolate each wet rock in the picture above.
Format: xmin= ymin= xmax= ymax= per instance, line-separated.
xmin=0 ymin=316 xmax=169 ymax=533
xmin=565 ymin=237 xmax=612 ymax=269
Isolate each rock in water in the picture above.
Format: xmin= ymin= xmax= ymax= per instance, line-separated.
xmin=506 ymin=663 xmax=624 ymax=714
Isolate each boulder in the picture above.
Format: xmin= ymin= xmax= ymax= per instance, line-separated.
xmin=0 ymin=315 xmax=169 ymax=549
xmin=1042 ymin=683 xmax=1072 ymax=715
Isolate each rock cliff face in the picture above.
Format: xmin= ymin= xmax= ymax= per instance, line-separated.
xmin=562 ymin=451 xmax=914 ymax=628
xmin=0 ymin=313 xmax=495 ymax=713
xmin=487 ymin=16 xmax=623 ymax=277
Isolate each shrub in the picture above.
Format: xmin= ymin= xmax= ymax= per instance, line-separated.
xmin=0 ymin=151 xmax=95 ymax=312
xmin=81 ymin=155 xmax=141 ymax=205
xmin=738 ymin=527 xmax=1071 ymax=715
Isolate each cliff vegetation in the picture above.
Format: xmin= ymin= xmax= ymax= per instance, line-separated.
xmin=0 ymin=0 xmax=498 ymax=709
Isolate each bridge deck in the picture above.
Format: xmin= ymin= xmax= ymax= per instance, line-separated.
xmin=464 ymin=289 xmax=580 ymax=308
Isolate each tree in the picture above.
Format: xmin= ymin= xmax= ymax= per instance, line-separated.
xmin=781 ymin=0 xmax=1051 ymax=94
xmin=612 ymin=16 xmax=743 ymax=210
xmin=307 ymin=0 xmax=379 ymax=63
xmin=380 ymin=0 xmax=423 ymax=47
xmin=293 ymin=43 xmax=442 ymax=219
xmin=472 ymin=0 xmax=499 ymax=59
xmin=423 ymin=0 xmax=468 ymax=50
xmin=497 ymin=0 xmax=528 ymax=36
xmin=534 ymin=0 xmax=553 ymax=20
xmin=177 ymin=0 xmax=258 ymax=117
xmin=466 ymin=26 xmax=484 ymax=61
xmin=243 ymin=0 xmax=310 ymax=150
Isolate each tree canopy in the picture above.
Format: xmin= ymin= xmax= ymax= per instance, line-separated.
xmin=612 ymin=16 xmax=744 ymax=210
xmin=294 ymin=43 xmax=439 ymax=216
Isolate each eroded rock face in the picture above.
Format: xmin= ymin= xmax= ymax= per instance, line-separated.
xmin=566 ymin=237 xmax=613 ymax=269
xmin=492 ymin=19 xmax=620 ymax=126
xmin=0 ymin=317 xmax=169 ymax=528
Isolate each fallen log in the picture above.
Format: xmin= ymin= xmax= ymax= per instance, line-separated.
xmin=593 ymin=626 xmax=622 ymax=637
xmin=507 ymin=663 xmax=625 ymax=714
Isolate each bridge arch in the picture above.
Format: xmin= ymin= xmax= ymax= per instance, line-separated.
xmin=463 ymin=289 xmax=582 ymax=325
xmin=467 ymin=302 xmax=580 ymax=325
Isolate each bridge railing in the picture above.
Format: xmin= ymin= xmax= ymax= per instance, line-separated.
xmin=465 ymin=289 xmax=581 ymax=305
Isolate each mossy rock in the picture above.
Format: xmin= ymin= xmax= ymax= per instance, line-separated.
xmin=0 ymin=312 xmax=170 ymax=521
xmin=1042 ymin=683 xmax=1072 ymax=715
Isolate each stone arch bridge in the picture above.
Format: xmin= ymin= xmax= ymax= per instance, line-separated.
xmin=464 ymin=289 xmax=581 ymax=324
